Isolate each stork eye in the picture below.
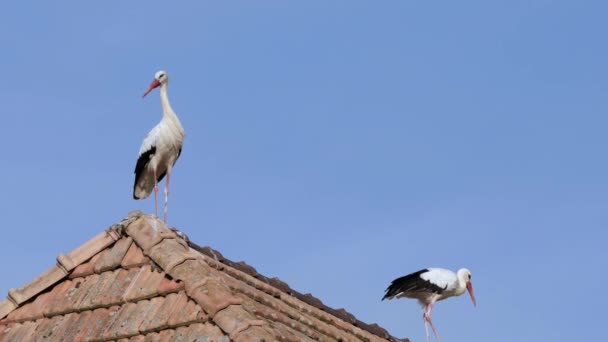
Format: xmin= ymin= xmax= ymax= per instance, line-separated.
xmin=468 ymin=274 xmax=472 ymax=279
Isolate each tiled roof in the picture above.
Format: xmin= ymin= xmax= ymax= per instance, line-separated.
xmin=0 ymin=212 xmax=408 ymax=342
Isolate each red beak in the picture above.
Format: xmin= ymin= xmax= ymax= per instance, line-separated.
xmin=142 ymin=79 xmax=161 ymax=98
xmin=467 ymin=281 xmax=477 ymax=307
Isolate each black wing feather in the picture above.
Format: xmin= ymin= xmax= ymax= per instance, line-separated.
xmin=382 ymin=269 xmax=447 ymax=300
xmin=133 ymin=146 xmax=156 ymax=199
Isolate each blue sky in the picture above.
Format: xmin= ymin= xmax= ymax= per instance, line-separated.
xmin=1 ymin=1 xmax=606 ymax=341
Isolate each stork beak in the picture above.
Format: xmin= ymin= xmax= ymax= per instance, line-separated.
xmin=466 ymin=281 xmax=477 ymax=307
xmin=142 ymin=79 xmax=161 ymax=98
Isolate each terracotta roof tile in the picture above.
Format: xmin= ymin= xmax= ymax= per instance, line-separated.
xmin=78 ymin=270 xmax=121 ymax=311
xmin=58 ymin=309 xmax=92 ymax=341
xmin=100 ymin=302 xmax=137 ymax=340
xmin=95 ymin=237 xmax=133 ymax=273
xmin=95 ymin=268 xmax=139 ymax=306
xmin=122 ymin=265 xmax=165 ymax=303
xmin=156 ymin=276 xmax=184 ymax=295
xmin=1 ymin=321 xmax=37 ymax=341
xmin=0 ymin=212 xmax=407 ymax=342
xmin=174 ymin=322 xmax=228 ymax=341
xmin=121 ymin=240 xmax=151 ymax=269
xmin=8 ymin=265 xmax=67 ymax=306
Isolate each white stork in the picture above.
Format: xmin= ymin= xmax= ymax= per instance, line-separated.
xmin=133 ymin=70 xmax=185 ymax=223
xmin=382 ymin=268 xmax=476 ymax=342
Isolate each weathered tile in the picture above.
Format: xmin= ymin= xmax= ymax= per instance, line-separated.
xmin=101 ymin=302 xmax=140 ymax=340
xmin=188 ymin=280 xmax=242 ymax=317
xmin=157 ymin=277 xmax=184 ymax=296
xmin=78 ymin=270 xmax=120 ymax=311
xmin=4 ymin=290 xmax=50 ymax=322
xmin=75 ymin=306 xmax=120 ymax=341
xmin=2 ymin=321 xmax=37 ymax=341
xmin=59 ymin=229 xmax=119 ymax=271
xmin=95 ymin=237 xmax=133 ymax=273
xmin=9 ymin=265 xmax=67 ymax=305
xmin=137 ymin=296 xmax=165 ymax=333
xmin=121 ymin=242 xmax=150 ymax=269
xmin=93 ymin=268 xmax=138 ymax=307
xmin=147 ymin=239 xmax=193 ymax=273
xmin=59 ymin=310 xmax=92 ymax=341
xmin=126 ymin=217 xmax=175 ymax=253
xmin=122 ymin=265 xmax=164 ymax=302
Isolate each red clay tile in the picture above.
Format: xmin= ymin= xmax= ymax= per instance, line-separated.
xmin=169 ymin=259 xmax=213 ymax=293
xmin=58 ymin=309 xmax=92 ymax=341
xmin=137 ymin=296 xmax=165 ymax=333
xmin=0 ymin=299 xmax=17 ymax=321
xmin=75 ymin=306 xmax=120 ymax=341
xmin=164 ymin=292 xmax=191 ymax=327
xmin=69 ymin=260 xmax=96 ymax=279
xmin=94 ymin=268 xmax=139 ymax=307
xmin=9 ymin=265 xmax=67 ymax=306
xmin=176 ymin=323 xmax=227 ymax=341
xmin=48 ymin=312 xmax=79 ymax=340
xmin=77 ymin=270 xmax=120 ymax=311
xmin=59 ymin=229 xmax=119 ymax=272
xmin=41 ymin=278 xmax=77 ymax=317
xmin=138 ymin=293 xmax=178 ymax=332
xmin=143 ymin=331 xmax=161 ymax=342
xmin=126 ymin=217 xmax=175 ymax=253
xmin=95 ymin=237 xmax=133 ymax=273
xmin=100 ymin=302 xmax=140 ymax=340
xmin=2 ymin=321 xmax=37 ymax=341
xmin=213 ymin=305 xmax=259 ymax=337
xmin=64 ymin=276 xmax=101 ymax=315
xmin=35 ymin=314 xmax=68 ymax=340
xmin=129 ymin=335 xmax=146 ymax=342
xmin=158 ymin=329 xmax=175 ymax=340
xmin=189 ymin=279 xmax=243 ymax=318
xmin=147 ymin=239 xmax=195 ymax=273
xmin=233 ymin=325 xmax=276 ymax=342
xmin=122 ymin=265 xmax=164 ymax=303
xmin=0 ymin=322 xmax=15 ymax=340
xmin=4 ymin=289 xmax=51 ymax=323
xmin=157 ymin=277 xmax=184 ymax=296
xmin=121 ymin=242 xmax=150 ymax=269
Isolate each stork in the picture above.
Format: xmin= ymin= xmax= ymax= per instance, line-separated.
xmin=382 ymin=268 xmax=476 ymax=342
xmin=133 ymin=70 xmax=185 ymax=223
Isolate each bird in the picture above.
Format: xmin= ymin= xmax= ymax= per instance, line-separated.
xmin=382 ymin=268 xmax=476 ymax=342
xmin=133 ymin=70 xmax=185 ymax=223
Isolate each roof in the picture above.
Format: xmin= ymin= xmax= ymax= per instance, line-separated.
xmin=0 ymin=211 xmax=408 ymax=342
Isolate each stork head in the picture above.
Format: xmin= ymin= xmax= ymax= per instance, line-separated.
xmin=142 ymin=70 xmax=169 ymax=98
xmin=457 ymin=268 xmax=476 ymax=307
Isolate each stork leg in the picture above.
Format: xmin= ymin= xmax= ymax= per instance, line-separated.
xmin=153 ymin=169 xmax=159 ymax=218
xmin=424 ymin=304 xmax=441 ymax=342
xmin=164 ymin=170 xmax=170 ymax=223
xmin=423 ymin=312 xmax=431 ymax=342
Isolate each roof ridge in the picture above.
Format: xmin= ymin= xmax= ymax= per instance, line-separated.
xmin=188 ymin=242 xmax=403 ymax=342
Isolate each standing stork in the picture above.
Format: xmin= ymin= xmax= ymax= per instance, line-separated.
xmin=382 ymin=268 xmax=476 ymax=342
xmin=133 ymin=70 xmax=185 ymax=223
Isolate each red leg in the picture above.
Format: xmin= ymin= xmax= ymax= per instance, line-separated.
xmin=153 ymin=169 xmax=159 ymax=218
xmin=164 ymin=170 xmax=170 ymax=223
xmin=424 ymin=304 xmax=441 ymax=342
xmin=423 ymin=305 xmax=431 ymax=342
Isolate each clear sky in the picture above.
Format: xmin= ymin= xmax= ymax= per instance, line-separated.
xmin=1 ymin=1 xmax=606 ymax=341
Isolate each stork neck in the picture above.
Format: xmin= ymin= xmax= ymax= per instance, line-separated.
xmin=159 ymin=83 xmax=175 ymax=118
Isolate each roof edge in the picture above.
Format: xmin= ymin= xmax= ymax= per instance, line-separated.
xmin=0 ymin=211 xmax=143 ymax=320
